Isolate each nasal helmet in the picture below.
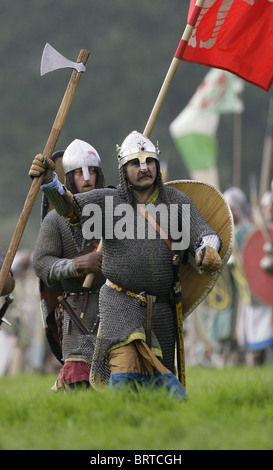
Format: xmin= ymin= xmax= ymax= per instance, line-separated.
xmin=116 ymin=131 xmax=160 ymax=170
xmin=62 ymin=139 xmax=101 ymax=180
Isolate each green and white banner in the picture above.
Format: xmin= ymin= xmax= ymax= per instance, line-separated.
xmin=169 ymin=68 xmax=243 ymax=188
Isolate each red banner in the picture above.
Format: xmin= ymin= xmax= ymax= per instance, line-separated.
xmin=179 ymin=0 xmax=273 ymax=92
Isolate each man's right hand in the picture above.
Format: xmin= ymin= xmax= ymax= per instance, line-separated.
xmin=73 ymin=252 xmax=102 ymax=275
xmin=28 ymin=154 xmax=55 ymax=183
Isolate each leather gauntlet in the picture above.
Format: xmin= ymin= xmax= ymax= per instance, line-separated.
xmin=195 ymin=246 xmax=222 ymax=273
xmin=29 ymin=154 xmax=55 ymax=183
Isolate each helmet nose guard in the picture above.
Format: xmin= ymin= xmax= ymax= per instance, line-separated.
xmin=62 ymin=139 xmax=101 ymax=180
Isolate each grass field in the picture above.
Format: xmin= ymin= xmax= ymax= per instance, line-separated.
xmin=0 ymin=365 xmax=272 ymax=451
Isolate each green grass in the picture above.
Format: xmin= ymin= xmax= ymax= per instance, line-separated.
xmin=0 ymin=366 xmax=272 ymax=450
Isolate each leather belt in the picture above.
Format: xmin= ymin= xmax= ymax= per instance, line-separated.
xmin=105 ymin=279 xmax=169 ymax=307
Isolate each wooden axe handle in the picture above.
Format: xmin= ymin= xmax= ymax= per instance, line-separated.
xmin=0 ymin=49 xmax=90 ymax=296
xmin=82 ymin=239 xmax=103 ymax=289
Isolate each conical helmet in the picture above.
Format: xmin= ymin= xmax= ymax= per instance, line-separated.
xmin=223 ymin=186 xmax=250 ymax=222
xmin=117 ymin=130 xmax=160 ymax=169
xmin=224 ymin=187 xmax=247 ymax=209
xmin=62 ymin=139 xmax=101 ymax=180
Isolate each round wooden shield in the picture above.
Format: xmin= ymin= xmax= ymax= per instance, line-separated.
xmin=242 ymin=228 xmax=273 ymax=306
xmin=165 ymin=180 xmax=234 ymax=319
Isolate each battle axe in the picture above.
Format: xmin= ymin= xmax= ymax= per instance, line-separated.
xmin=0 ymin=44 xmax=90 ymax=296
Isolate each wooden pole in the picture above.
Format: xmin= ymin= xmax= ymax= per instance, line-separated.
xmin=259 ymin=96 xmax=273 ymax=202
xmin=143 ymin=0 xmax=206 ymax=138
xmin=233 ymin=111 xmax=242 ymax=187
xmin=143 ymin=58 xmax=181 ymax=138
xmin=0 ymin=48 xmax=90 ymax=296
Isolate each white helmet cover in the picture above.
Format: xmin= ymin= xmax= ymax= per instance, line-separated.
xmin=117 ymin=131 xmax=160 ymax=169
xmin=62 ymin=139 xmax=101 ymax=180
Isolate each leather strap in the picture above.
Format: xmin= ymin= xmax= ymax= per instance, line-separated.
xmin=105 ymin=279 xmax=169 ymax=304
xmin=57 ymin=295 xmax=90 ymax=335
xmin=137 ymin=204 xmax=175 ymax=256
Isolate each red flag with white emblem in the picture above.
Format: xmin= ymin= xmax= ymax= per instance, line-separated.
xmin=179 ymin=0 xmax=273 ymax=92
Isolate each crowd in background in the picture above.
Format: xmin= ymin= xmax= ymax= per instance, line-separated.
xmin=0 ymin=250 xmax=59 ymax=377
xmin=185 ymin=185 xmax=273 ymax=368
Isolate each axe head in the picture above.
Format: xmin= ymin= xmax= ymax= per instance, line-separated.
xmin=0 ymin=316 xmax=12 ymax=327
xmin=0 ymin=294 xmax=13 ymax=327
xmin=40 ymin=43 xmax=86 ymax=76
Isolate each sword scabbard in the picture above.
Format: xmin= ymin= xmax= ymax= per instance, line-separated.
xmin=57 ymin=295 xmax=90 ymax=335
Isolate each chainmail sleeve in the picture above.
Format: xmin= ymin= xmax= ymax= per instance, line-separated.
xmin=74 ymin=187 xmax=117 ymax=244
xmin=33 ymin=210 xmax=73 ymax=287
xmin=33 ymin=208 xmax=105 ymax=293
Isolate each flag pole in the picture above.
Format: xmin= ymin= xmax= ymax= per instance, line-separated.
xmin=259 ymin=96 xmax=273 ymax=201
xmin=143 ymin=0 xmax=206 ymax=138
xmin=233 ymin=109 xmax=242 ymax=187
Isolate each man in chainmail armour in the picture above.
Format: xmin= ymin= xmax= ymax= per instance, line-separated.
xmin=33 ymin=139 xmax=105 ymax=391
xmin=30 ymin=131 xmax=222 ymax=399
